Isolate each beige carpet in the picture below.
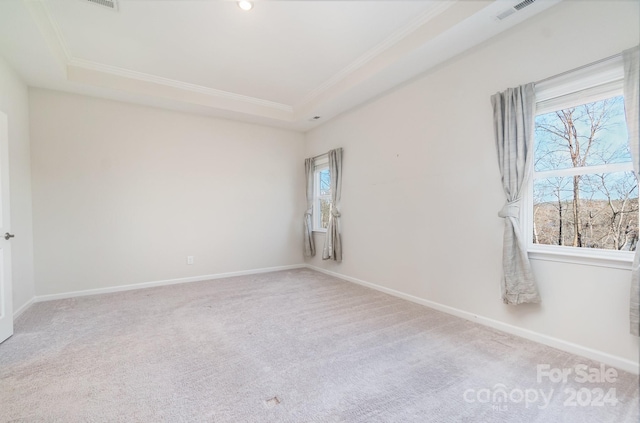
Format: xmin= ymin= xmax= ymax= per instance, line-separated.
xmin=1 ymin=268 xmax=638 ymax=422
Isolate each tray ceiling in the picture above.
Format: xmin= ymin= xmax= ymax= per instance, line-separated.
xmin=0 ymin=0 xmax=561 ymax=131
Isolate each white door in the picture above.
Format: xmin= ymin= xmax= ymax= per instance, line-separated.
xmin=0 ymin=112 xmax=13 ymax=344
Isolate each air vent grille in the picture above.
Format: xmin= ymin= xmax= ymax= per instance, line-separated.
xmin=514 ymin=0 xmax=536 ymax=11
xmin=83 ymin=0 xmax=118 ymax=11
xmin=497 ymin=0 xmax=536 ymax=20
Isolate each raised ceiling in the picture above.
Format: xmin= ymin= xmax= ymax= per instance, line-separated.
xmin=0 ymin=0 xmax=561 ymax=131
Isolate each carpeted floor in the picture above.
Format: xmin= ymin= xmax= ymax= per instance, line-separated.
xmin=1 ymin=268 xmax=638 ymax=422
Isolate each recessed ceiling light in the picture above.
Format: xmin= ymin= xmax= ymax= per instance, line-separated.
xmin=237 ymin=1 xmax=253 ymax=11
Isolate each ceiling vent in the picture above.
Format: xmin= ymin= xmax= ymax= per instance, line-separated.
xmin=496 ymin=0 xmax=536 ymax=20
xmin=82 ymin=0 xmax=118 ymax=11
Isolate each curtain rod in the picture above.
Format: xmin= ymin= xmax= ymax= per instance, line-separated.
xmin=535 ymin=52 xmax=622 ymax=85
xmin=309 ymin=152 xmax=328 ymax=160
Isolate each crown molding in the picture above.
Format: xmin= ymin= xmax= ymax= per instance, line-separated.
xmin=295 ymin=0 xmax=457 ymax=109
xmin=68 ymin=58 xmax=294 ymax=113
xmin=23 ymin=0 xmax=71 ymax=70
xmin=24 ymin=0 xmax=294 ymax=116
xmin=22 ymin=0 xmax=542 ymax=130
xmin=25 ymin=0 xmax=465 ymax=122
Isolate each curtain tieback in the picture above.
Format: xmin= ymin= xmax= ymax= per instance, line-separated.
xmin=304 ymin=208 xmax=313 ymax=217
xmin=330 ymin=206 xmax=341 ymax=218
xmin=498 ymin=199 xmax=520 ymax=219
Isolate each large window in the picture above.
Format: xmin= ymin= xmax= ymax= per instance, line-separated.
xmin=313 ymin=159 xmax=331 ymax=231
xmin=527 ymin=59 xmax=638 ymax=266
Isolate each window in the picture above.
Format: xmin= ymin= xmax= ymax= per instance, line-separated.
xmin=313 ymin=158 xmax=331 ymax=232
xmin=526 ymin=58 xmax=638 ymax=267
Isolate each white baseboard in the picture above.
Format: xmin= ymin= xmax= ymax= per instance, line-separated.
xmin=13 ymin=297 xmax=35 ymax=319
xmin=306 ymin=265 xmax=640 ymax=375
xmin=34 ymin=264 xmax=306 ymax=303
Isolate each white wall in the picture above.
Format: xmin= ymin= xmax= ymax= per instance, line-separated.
xmin=0 ymin=55 xmax=35 ymax=315
xmin=29 ymin=89 xmax=304 ymax=296
xmin=305 ymin=1 xmax=640 ymax=367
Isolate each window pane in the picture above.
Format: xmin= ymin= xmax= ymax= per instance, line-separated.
xmin=319 ymin=198 xmax=331 ymax=229
xmin=319 ymin=169 xmax=331 ymax=196
xmin=533 ymin=171 xmax=638 ymax=251
xmin=533 ymin=177 xmax=573 ymax=247
xmin=534 ymin=96 xmax=630 ymax=172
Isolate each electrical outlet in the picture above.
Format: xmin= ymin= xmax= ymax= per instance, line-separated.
xmin=187 ymin=256 xmax=194 ymax=265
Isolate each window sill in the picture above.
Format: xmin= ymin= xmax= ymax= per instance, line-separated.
xmin=528 ymin=245 xmax=634 ymax=270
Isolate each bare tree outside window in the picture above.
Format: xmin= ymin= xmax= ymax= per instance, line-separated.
xmin=318 ymin=168 xmax=331 ymax=229
xmin=533 ymin=96 xmax=638 ymax=251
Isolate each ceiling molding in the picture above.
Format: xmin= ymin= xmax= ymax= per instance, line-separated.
xmin=66 ymin=63 xmax=295 ymax=122
xmin=23 ymin=0 xmax=71 ymax=70
xmin=25 ymin=0 xmax=464 ymax=121
xmin=7 ymin=0 xmax=566 ymax=131
xmin=68 ymin=58 xmax=294 ymax=113
xmin=24 ymin=0 xmax=294 ymax=117
xmin=295 ymin=0 xmax=457 ymax=109
xmin=292 ymin=0 xmax=494 ymax=122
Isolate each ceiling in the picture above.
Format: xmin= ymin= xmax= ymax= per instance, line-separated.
xmin=0 ymin=0 xmax=562 ymax=131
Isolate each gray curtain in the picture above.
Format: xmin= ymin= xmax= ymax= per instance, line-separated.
xmin=623 ymin=46 xmax=639 ymax=336
xmin=322 ymin=148 xmax=343 ymax=261
xmin=491 ymin=83 xmax=541 ymax=304
xmin=304 ymin=157 xmax=315 ymax=257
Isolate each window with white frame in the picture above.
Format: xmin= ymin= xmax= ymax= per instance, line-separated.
xmin=527 ymin=57 xmax=638 ymax=266
xmin=313 ymin=158 xmax=331 ymax=232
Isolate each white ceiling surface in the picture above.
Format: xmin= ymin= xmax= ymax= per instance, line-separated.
xmin=0 ymin=0 xmax=562 ymax=131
